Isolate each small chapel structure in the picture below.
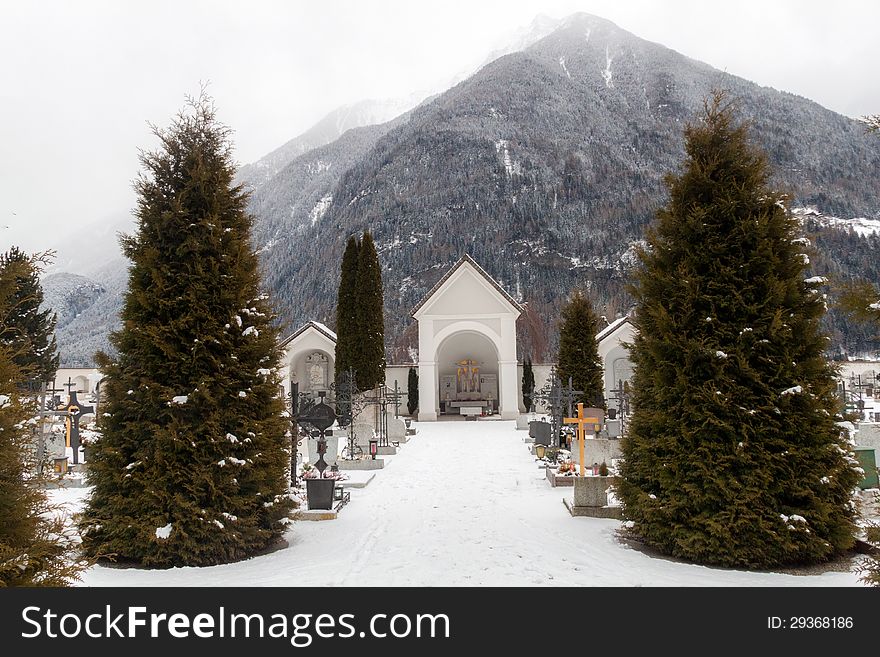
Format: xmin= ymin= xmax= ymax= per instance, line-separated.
xmin=279 ymin=321 xmax=337 ymax=402
xmin=411 ymin=255 xmax=522 ymax=421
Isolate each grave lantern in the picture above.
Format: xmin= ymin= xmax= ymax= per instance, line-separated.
xmin=334 ymin=485 xmax=344 ymax=502
xmin=535 ymin=444 xmax=546 ymax=460
xmin=369 ymin=439 xmax=378 ymax=460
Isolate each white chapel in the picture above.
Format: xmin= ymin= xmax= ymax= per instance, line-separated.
xmin=412 ymin=255 xmax=522 ymax=421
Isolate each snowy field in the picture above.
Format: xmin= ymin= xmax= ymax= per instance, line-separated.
xmin=50 ymin=420 xmax=863 ymax=587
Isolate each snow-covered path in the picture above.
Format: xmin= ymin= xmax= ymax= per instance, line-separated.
xmin=69 ymin=420 xmax=861 ymax=586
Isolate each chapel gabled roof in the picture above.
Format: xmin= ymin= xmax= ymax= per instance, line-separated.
xmin=410 ymin=254 xmax=524 ymax=318
xmin=278 ymin=320 xmax=338 ymax=349
xmin=596 ymin=315 xmax=635 ymax=344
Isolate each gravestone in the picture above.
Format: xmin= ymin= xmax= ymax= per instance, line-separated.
xmin=387 ymin=417 xmax=408 ymax=443
xmin=570 ymin=438 xmax=623 ymax=468
xmin=529 ymin=420 xmax=552 ymax=446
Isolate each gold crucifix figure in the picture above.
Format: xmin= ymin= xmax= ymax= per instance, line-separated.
xmin=564 ymin=402 xmax=602 ymax=477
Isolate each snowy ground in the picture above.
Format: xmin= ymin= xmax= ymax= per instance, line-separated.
xmin=50 ymin=420 xmax=864 ymax=586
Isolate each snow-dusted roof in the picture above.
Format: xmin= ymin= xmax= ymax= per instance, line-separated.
xmin=278 ymin=321 xmax=337 ymax=348
xmin=410 ymin=254 xmax=524 ymax=317
xmin=596 ymin=316 xmax=634 ymax=344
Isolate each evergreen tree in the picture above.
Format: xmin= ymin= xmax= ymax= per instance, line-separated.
xmin=353 ymin=231 xmax=385 ymax=391
xmin=556 ymin=291 xmax=604 ymax=408
xmin=0 ymin=247 xmax=59 ymax=387
xmin=80 ymin=94 xmax=293 ymax=568
xmin=334 ymin=236 xmax=361 ymax=379
xmin=522 ymin=357 xmax=535 ymax=412
xmin=838 ymin=279 xmax=880 ymax=331
xmin=0 ymin=257 xmax=84 ymax=586
xmin=619 ymin=93 xmax=860 ymax=568
xmin=407 ymin=367 xmax=418 ymax=415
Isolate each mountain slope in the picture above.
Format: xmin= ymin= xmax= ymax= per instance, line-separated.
xmin=51 ymin=13 xmax=880 ymax=365
xmin=265 ymin=13 xmax=880 ymax=360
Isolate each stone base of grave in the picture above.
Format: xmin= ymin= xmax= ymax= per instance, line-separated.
xmin=43 ymin=475 xmax=89 ymax=489
xmin=337 ymin=473 xmax=376 ymax=489
xmin=563 ymin=498 xmax=623 ymax=519
xmin=296 ymin=509 xmax=338 ymax=521
xmin=545 ymin=467 xmax=576 ymax=487
xmin=337 ymin=458 xmax=386 ymax=471
xmin=376 ymin=445 xmax=397 ymax=456
xmin=564 ymin=475 xmax=623 ymax=519
xmin=523 ymin=436 xmax=535 ymax=444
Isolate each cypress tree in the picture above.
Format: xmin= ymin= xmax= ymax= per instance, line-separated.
xmin=619 ymin=93 xmax=860 ymax=568
xmin=407 ymin=367 xmax=418 ymax=415
xmin=353 ymin=231 xmax=385 ymax=391
xmin=0 ymin=256 xmax=84 ymax=586
xmin=0 ymin=247 xmax=59 ymax=388
xmin=522 ymin=357 xmax=535 ymax=412
xmin=334 ymin=236 xmax=361 ymax=380
xmin=80 ymin=94 xmax=293 ymax=567
xmin=556 ymin=291 xmax=605 ymax=408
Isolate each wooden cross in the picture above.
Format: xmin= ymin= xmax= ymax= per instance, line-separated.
xmin=564 ymin=403 xmax=602 ymax=477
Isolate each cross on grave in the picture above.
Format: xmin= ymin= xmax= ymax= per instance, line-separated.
xmin=534 ymin=370 xmax=583 ymax=448
xmin=388 ymin=380 xmax=403 ymax=419
xmin=362 ymin=384 xmax=393 ymax=446
xmin=296 ymin=391 xmax=336 ymax=476
xmin=564 ymin=403 xmax=603 ymax=477
xmin=60 ymin=379 xmax=95 ymax=465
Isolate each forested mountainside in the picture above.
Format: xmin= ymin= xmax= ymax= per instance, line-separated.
xmin=49 ymin=13 xmax=880 ymax=365
xmin=255 ymin=14 xmax=880 ymax=361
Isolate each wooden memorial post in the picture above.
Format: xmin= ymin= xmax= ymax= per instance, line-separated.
xmin=564 ymin=403 xmax=602 ymax=477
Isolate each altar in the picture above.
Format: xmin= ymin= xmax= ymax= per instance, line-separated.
xmin=439 ymin=359 xmax=498 ymax=415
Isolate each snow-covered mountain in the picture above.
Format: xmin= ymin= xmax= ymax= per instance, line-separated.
xmin=49 ymin=12 xmax=880 ymax=365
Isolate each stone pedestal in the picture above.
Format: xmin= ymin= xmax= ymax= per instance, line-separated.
xmin=565 ymin=476 xmax=623 ymax=519
xmin=516 ymin=414 xmax=530 ymax=430
xmin=337 ymin=458 xmax=386 ymax=471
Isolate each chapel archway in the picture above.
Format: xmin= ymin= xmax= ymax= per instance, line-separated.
xmin=435 ymin=330 xmax=501 ymax=417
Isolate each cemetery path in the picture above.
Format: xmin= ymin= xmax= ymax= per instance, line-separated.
xmin=63 ymin=420 xmax=862 ymax=586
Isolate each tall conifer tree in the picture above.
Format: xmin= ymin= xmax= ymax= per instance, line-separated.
xmin=0 ymin=247 xmax=59 ymax=387
xmin=556 ymin=291 xmax=604 ymax=408
xmin=334 ymin=236 xmax=360 ymax=380
xmin=522 ymin=357 xmax=535 ymax=412
xmin=80 ymin=94 xmax=293 ymax=567
xmin=619 ymin=93 xmax=860 ymax=568
xmin=0 ymin=256 xmax=84 ymax=586
xmin=353 ymin=231 xmax=385 ymax=391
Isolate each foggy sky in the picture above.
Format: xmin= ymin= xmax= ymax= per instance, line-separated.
xmin=2 ymin=0 xmax=878 ymax=258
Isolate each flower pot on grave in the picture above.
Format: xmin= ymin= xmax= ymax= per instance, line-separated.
xmin=306 ymin=478 xmax=336 ymax=510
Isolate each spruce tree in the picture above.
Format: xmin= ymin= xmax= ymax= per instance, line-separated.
xmin=619 ymin=93 xmax=860 ymax=568
xmin=407 ymin=367 xmax=418 ymax=415
xmin=556 ymin=291 xmax=605 ymax=408
xmin=80 ymin=94 xmax=293 ymax=567
xmin=334 ymin=236 xmax=360 ymax=379
xmin=353 ymin=231 xmax=385 ymax=391
xmin=522 ymin=357 xmax=535 ymax=412
xmin=0 ymin=247 xmax=59 ymax=387
xmin=0 ymin=257 xmax=84 ymax=586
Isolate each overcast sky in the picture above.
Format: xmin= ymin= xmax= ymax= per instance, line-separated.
xmin=2 ymin=0 xmax=878 ymax=259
